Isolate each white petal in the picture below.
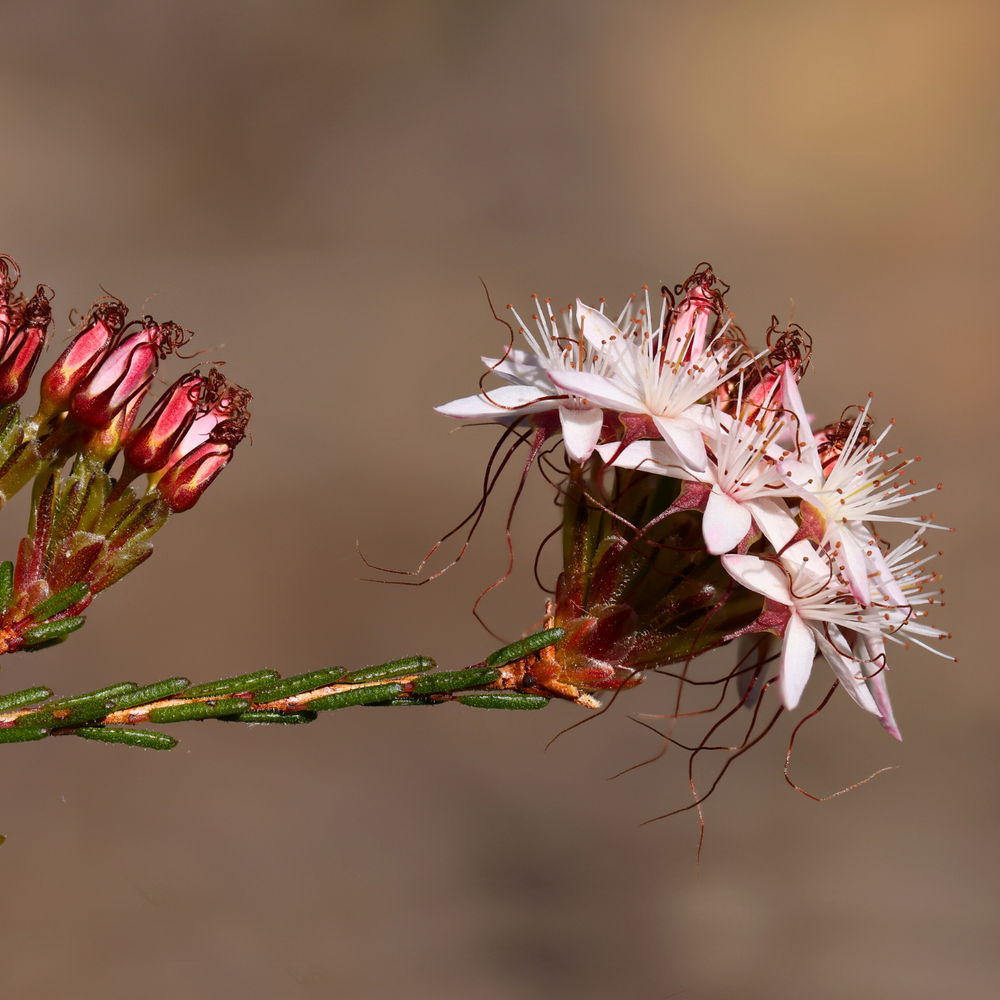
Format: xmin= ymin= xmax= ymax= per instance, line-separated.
xmin=482 ymin=352 xmax=551 ymax=391
xmin=743 ymin=498 xmax=798 ymax=550
xmin=781 ymin=366 xmax=820 ymax=470
xmin=860 ymin=633 xmax=901 ymax=739
xmin=815 ymin=629 xmax=879 ymax=715
xmin=575 ymin=299 xmax=622 ymax=351
xmin=599 ymin=439 xmax=681 ymax=472
xmin=652 ymin=414 xmax=708 ymax=472
xmin=776 ymin=458 xmax=822 ymax=489
xmin=434 ymin=383 xmax=553 ymax=419
xmin=780 ymin=613 xmax=816 ymax=710
xmin=703 ymin=489 xmax=753 ymax=555
xmin=722 ymin=554 xmax=793 ymax=604
xmin=558 ymin=405 xmax=604 ymax=463
xmin=833 ymin=526 xmax=871 ymax=605
xmin=547 ymin=370 xmax=644 ymax=412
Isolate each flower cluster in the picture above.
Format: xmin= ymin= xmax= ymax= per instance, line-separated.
xmin=0 ymin=254 xmax=250 ymax=656
xmin=436 ymin=265 xmax=951 ymax=738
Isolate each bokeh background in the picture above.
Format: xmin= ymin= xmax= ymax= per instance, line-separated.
xmin=0 ymin=1 xmax=995 ymax=997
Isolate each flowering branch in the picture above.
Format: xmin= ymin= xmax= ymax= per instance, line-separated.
xmin=0 ymin=254 xmax=250 ymax=659
xmin=0 ymin=628 xmax=569 ymax=750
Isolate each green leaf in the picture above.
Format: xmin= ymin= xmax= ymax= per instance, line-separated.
xmin=28 ymin=582 xmax=90 ymax=623
xmin=409 ymin=667 xmax=500 ymax=695
xmin=113 ymin=678 xmax=191 ymax=711
xmin=147 ymin=698 xmax=248 ymax=724
xmin=485 ymin=628 xmax=566 ymax=667
xmin=458 ymin=692 xmax=550 ymax=710
xmin=225 ymin=710 xmax=318 ymax=724
xmin=72 ymin=727 xmax=178 ymax=750
xmin=252 ymin=668 xmax=348 ymax=703
xmin=307 ymin=683 xmax=403 ymax=711
xmin=341 ymin=655 xmax=435 ymax=684
xmin=48 ymin=682 xmax=138 ymax=710
xmin=366 ymin=696 xmax=444 ymax=707
xmin=0 ymin=686 xmax=53 ymax=712
xmin=0 ymin=561 xmax=13 ymax=615
xmin=19 ymin=682 xmax=138 ymax=724
xmin=184 ymin=671 xmax=279 ymax=697
xmin=0 ymin=726 xmax=48 ymax=743
xmin=20 ymin=616 xmax=86 ymax=646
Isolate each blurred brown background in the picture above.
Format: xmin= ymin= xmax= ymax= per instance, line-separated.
xmin=0 ymin=1 xmax=995 ymax=997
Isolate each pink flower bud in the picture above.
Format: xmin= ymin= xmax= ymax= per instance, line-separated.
xmin=160 ymin=379 xmax=251 ymax=470
xmin=0 ymin=285 xmax=52 ymax=405
xmin=70 ymin=319 xmax=190 ymax=429
xmin=152 ymin=377 xmax=250 ymax=511
xmin=123 ymin=369 xmax=218 ymax=474
xmin=36 ymin=297 xmax=128 ymax=420
xmin=155 ymin=441 xmax=236 ymax=513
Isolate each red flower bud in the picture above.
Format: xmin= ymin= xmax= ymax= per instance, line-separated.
xmin=36 ymin=297 xmax=128 ymax=420
xmin=155 ymin=441 xmax=236 ymax=513
xmin=124 ymin=369 xmax=218 ymax=474
xmin=152 ymin=377 xmax=250 ymax=511
xmin=0 ymin=285 xmax=52 ymax=405
xmin=70 ymin=319 xmax=190 ymax=428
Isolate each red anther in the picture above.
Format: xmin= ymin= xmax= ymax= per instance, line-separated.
xmin=36 ymin=297 xmax=128 ymax=420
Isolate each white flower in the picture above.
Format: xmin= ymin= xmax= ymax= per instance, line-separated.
xmin=434 ymin=296 xmax=606 ymax=463
xmin=547 ymin=287 xmax=751 ymax=472
xmin=777 ymin=375 xmax=947 ymax=603
xmin=722 ymin=550 xmax=885 ymax=717
xmin=597 ymin=374 xmax=797 ymax=554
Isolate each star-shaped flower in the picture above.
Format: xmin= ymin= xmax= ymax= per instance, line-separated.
xmin=434 ymin=296 xmax=607 ymax=463
xmin=776 ymin=374 xmax=947 ymax=603
xmin=722 ymin=550 xmax=886 ymax=718
xmin=547 ymin=286 xmax=750 ymax=472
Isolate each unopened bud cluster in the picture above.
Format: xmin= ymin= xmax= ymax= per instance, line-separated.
xmin=0 ymin=254 xmax=250 ymax=655
xmin=436 ymin=265 xmax=951 ymax=739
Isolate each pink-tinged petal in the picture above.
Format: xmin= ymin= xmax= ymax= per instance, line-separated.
xmin=575 ymin=299 xmax=621 ymax=351
xmin=558 ymin=405 xmax=604 ymax=463
xmin=776 ymin=458 xmax=822 ymax=489
xmin=860 ymin=633 xmax=902 ymax=740
xmin=781 ymin=366 xmax=820 ymax=470
xmin=780 ymin=613 xmax=816 ymax=710
xmin=722 ymin=554 xmax=793 ymax=604
xmin=597 ymin=438 xmax=683 ymax=473
xmin=547 ymin=369 xmax=644 ymax=412
xmin=851 ymin=523 xmax=908 ymax=609
xmin=434 ymin=384 xmax=554 ymax=419
xmin=703 ymin=489 xmax=753 ymax=555
xmin=482 ymin=351 xmax=553 ymax=391
xmin=743 ymin=498 xmax=798 ymax=550
xmin=833 ymin=526 xmax=871 ymax=605
xmin=652 ymin=414 xmax=708 ymax=472
xmin=814 ymin=630 xmax=879 ymax=715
